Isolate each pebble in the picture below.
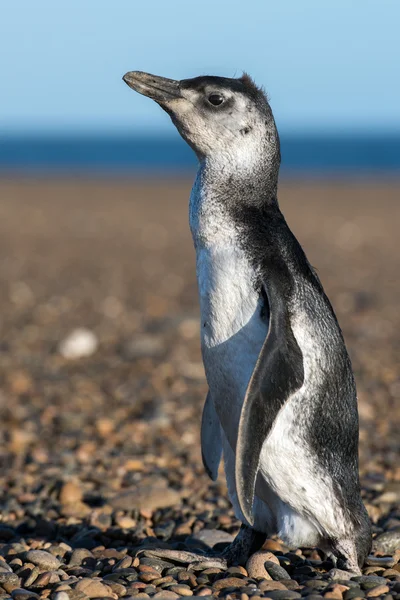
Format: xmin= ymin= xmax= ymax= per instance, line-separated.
xmin=123 ymin=335 xmax=165 ymax=359
xmin=246 ymin=551 xmax=279 ymax=579
xmin=59 ymin=328 xmax=98 ymax=359
xmin=169 ymin=584 xmax=193 ymax=596
xmin=352 ymin=575 xmax=389 ymax=588
xmin=11 ymin=590 xmax=40 ymax=600
xmin=213 ymin=577 xmax=248 ymax=590
xmin=343 ymin=589 xmax=365 ymax=600
xmin=68 ymin=549 xmax=94 ymax=567
xmin=373 ymin=530 xmax=400 ymax=555
xmin=0 ymin=573 xmax=20 ymax=586
xmin=195 ymin=588 xmax=213 ymax=596
xmin=264 ymin=561 xmax=292 ymax=581
xmin=74 ymin=578 xmax=113 ymax=597
xmin=34 ymin=572 xmax=52 ymax=587
xmin=191 ymin=529 xmax=234 ymax=548
xmin=111 ymin=484 xmax=181 ymax=510
xmin=25 ymin=551 xmax=61 ymax=571
xmin=52 ymin=594 xmax=70 ymax=600
xmin=366 ymin=585 xmax=390 ymax=597
xmin=262 ymin=591 xmax=301 ymax=599
xmin=59 ymin=480 xmax=83 ymax=505
xmin=23 ymin=567 xmax=40 ymax=587
xmin=259 ymin=581 xmax=288 ymax=592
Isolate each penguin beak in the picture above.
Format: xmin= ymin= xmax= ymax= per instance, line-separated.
xmin=123 ymin=71 xmax=182 ymax=103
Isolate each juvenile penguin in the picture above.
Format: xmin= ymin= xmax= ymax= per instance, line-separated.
xmin=123 ymin=71 xmax=372 ymax=573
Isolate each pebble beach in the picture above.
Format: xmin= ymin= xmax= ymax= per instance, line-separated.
xmin=0 ymin=177 xmax=399 ymax=600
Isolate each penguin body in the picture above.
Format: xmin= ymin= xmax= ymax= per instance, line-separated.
xmin=123 ymin=70 xmax=372 ymax=571
xmin=192 ymin=166 xmax=346 ymax=548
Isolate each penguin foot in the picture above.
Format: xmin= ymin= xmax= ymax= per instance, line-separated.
xmin=137 ymin=524 xmax=267 ymax=570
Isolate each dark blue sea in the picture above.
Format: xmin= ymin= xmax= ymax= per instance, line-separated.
xmin=0 ymin=133 xmax=399 ymax=175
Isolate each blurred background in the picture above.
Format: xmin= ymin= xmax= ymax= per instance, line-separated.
xmin=0 ymin=0 xmax=399 ymax=573
xmin=1 ymin=0 xmax=400 ymax=172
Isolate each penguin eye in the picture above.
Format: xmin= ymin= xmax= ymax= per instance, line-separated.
xmin=208 ymin=93 xmax=224 ymax=106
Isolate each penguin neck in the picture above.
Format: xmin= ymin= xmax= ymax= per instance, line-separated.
xmin=198 ymin=147 xmax=280 ymax=209
xmin=189 ymin=150 xmax=280 ymax=248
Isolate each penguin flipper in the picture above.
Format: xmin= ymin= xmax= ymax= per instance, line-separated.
xmin=201 ymin=391 xmax=222 ymax=481
xmin=235 ymin=281 xmax=304 ymax=525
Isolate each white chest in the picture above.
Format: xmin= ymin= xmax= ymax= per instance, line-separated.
xmin=195 ymin=243 xmax=268 ymax=445
xmin=189 ymin=173 xmax=268 ymax=444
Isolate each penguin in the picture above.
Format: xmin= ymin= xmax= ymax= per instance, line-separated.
xmin=122 ymin=70 xmax=372 ymax=574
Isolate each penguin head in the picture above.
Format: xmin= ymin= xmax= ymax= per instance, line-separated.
xmin=123 ymin=71 xmax=280 ymax=167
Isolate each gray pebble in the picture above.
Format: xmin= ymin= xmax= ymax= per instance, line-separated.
xmin=265 ymin=561 xmax=292 ymax=581
xmin=0 ymin=573 xmax=19 ymax=585
xmin=23 ymin=567 xmax=40 ymax=588
xmin=141 ymin=558 xmax=176 ymax=573
xmin=25 ymin=550 xmax=61 ymax=571
xmin=352 ymin=575 xmax=389 ymax=589
xmin=372 ymin=529 xmax=400 ymax=555
xmin=11 ymin=589 xmax=40 ymax=600
xmin=304 ymin=581 xmax=329 ymax=590
xmin=365 ymin=556 xmax=395 ymax=568
xmin=0 ymin=561 xmax=13 ymax=573
xmin=68 ymin=549 xmax=94 ymax=567
xmin=190 ymin=529 xmax=234 ymax=549
xmin=343 ymin=588 xmax=365 ymax=600
xmin=265 ymin=592 xmax=302 ymax=600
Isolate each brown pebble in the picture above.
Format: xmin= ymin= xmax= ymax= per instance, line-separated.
xmin=59 ymin=480 xmax=83 ymax=505
xmin=213 ymin=577 xmax=247 ymax=590
xmin=169 ymin=584 xmax=193 ymax=596
xmin=152 ymin=592 xmax=179 ymax=599
xmin=138 ymin=565 xmax=159 ymax=574
xmin=366 ymin=585 xmax=390 ymax=597
xmin=333 ymin=584 xmax=350 ymax=593
xmin=364 ymin=567 xmax=385 ymax=575
xmin=3 ymin=580 xmax=22 ymax=594
xmin=259 ymin=581 xmax=288 ymax=592
xmin=34 ymin=572 xmax=52 ymax=587
xmin=114 ymin=556 xmax=133 ymax=571
xmin=107 ymin=582 xmax=127 ymax=595
xmin=262 ymin=539 xmax=285 ymax=552
xmin=152 ymin=576 xmax=174 ymax=586
xmin=246 ymin=551 xmax=278 ymax=579
xmin=196 ymin=589 xmax=213 ymax=597
xmin=383 ymin=568 xmax=400 ymax=576
xmin=325 ymin=590 xmax=343 ymax=600
xmin=75 ymin=578 xmax=113 ymax=598
xmin=227 ymin=565 xmax=248 ymax=576
xmin=140 ymin=572 xmax=159 ymax=583
xmin=54 ymin=585 xmax=72 ymax=592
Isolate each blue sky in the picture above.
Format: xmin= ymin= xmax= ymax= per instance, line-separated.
xmin=0 ymin=0 xmax=399 ymax=135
